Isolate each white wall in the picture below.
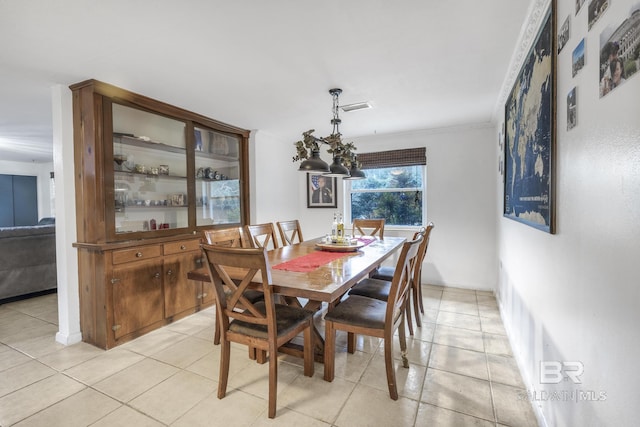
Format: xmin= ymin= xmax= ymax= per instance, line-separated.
xmin=349 ymin=125 xmax=499 ymax=291
xmin=0 ymin=159 xmax=54 ymax=220
xmin=496 ymin=1 xmax=640 ymax=426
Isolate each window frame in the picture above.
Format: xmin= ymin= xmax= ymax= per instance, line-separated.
xmin=343 ymin=164 xmax=427 ymax=230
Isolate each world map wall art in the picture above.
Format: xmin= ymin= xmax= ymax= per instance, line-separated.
xmin=503 ymin=2 xmax=556 ymax=234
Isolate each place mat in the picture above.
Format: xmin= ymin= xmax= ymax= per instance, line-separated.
xmin=273 ymin=250 xmax=349 ymax=273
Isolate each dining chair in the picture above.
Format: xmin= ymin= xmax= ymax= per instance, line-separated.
xmin=370 ymin=222 xmax=434 ymax=324
xmin=203 ymin=226 xmax=247 ymax=247
xmin=201 ymin=244 xmax=314 ymax=418
xmin=352 ymin=218 xmax=385 ymax=239
xmin=323 ymin=235 xmax=423 ymax=400
xmin=202 ymin=227 xmax=263 ymax=346
xmin=244 ymin=223 xmax=280 ymax=250
xmin=276 ymin=219 xmax=304 ymax=246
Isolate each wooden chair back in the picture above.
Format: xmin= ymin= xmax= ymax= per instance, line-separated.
xmin=202 ymin=245 xmax=274 ymax=332
xmin=203 ymin=227 xmax=246 ymax=247
xmin=244 ymin=223 xmax=279 ymax=250
xmin=386 ymin=234 xmax=423 ymax=330
xmin=276 ymin=220 xmax=304 ymax=246
xmin=353 ymin=218 xmax=385 ymax=239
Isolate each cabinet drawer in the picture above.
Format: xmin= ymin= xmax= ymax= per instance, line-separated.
xmin=164 ymin=239 xmax=201 ymax=255
xmin=112 ymin=245 xmax=162 ymax=265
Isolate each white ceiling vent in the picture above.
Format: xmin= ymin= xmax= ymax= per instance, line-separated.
xmin=340 ymin=102 xmax=372 ymax=112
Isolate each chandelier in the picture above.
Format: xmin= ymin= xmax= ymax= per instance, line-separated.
xmin=293 ymin=88 xmax=365 ymax=179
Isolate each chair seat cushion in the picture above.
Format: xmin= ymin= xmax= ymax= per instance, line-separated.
xmin=349 ymin=278 xmax=391 ymax=301
xmin=223 ymin=288 xmax=264 ymax=303
xmin=371 ymin=266 xmax=395 ymax=281
xmin=229 ymin=302 xmax=312 ymax=339
xmin=324 ymin=295 xmax=386 ymax=330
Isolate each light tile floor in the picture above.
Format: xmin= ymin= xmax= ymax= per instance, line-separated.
xmin=0 ymin=287 xmax=539 ymax=426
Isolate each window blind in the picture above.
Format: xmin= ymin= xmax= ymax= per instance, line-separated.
xmin=357 ymin=147 xmax=426 ymax=170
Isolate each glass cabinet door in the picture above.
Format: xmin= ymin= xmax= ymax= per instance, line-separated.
xmin=193 ymin=126 xmax=241 ymax=226
xmin=112 ymin=103 xmax=188 ymax=235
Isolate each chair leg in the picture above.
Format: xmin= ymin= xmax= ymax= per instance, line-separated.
xmin=417 ymin=278 xmax=425 ymax=314
xmin=303 ymin=324 xmax=314 ymax=377
xmin=256 ymin=349 xmax=267 ymax=364
xmin=214 ymin=317 xmax=221 ymax=345
xmin=268 ymin=345 xmax=278 ymax=418
xmin=398 ymin=314 xmax=409 ymax=369
xmin=383 ymin=334 xmax=399 ymax=400
xmin=405 ymin=302 xmax=414 ymax=336
xmin=412 ymin=281 xmax=422 ymax=328
xmin=218 ymin=339 xmax=231 ymax=399
xmin=347 ymin=332 xmax=356 ymax=354
xmin=324 ymin=320 xmax=336 ymax=382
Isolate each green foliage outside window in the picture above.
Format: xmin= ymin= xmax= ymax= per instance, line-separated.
xmin=350 ymin=166 xmax=423 ymax=226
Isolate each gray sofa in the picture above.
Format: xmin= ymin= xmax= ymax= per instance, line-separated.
xmin=0 ymin=224 xmax=57 ymax=302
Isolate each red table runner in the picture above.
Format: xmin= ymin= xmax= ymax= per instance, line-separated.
xmin=272 ymin=237 xmax=376 ymax=273
xmin=273 ymin=250 xmax=347 ymax=273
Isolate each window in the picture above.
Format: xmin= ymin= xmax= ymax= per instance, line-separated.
xmin=345 ymin=148 xmax=426 ymax=227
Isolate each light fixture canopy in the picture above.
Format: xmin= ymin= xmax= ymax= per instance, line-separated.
xmin=293 ymin=88 xmax=365 ymax=179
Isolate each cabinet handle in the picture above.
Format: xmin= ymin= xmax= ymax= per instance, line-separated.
xmin=154 ymin=272 xmax=161 ymax=279
xmin=180 ymin=245 xmax=186 ymax=250
xmin=202 ymin=292 xmax=208 ymax=298
xmin=196 ymin=293 xmax=203 ymax=299
xmin=196 ymin=258 xmax=203 ymax=265
xmin=136 ymin=252 xmax=143 ymax=258
xmin=111 ymin=278 xmax=121 ymax=284
xmin=167 ymin=269 xmax=173 ymax=276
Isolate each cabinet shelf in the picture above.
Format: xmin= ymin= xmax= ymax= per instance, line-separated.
xmin=115 ymin=135 xmax=186 ymax=155
xmin=114 ymin=170 xmax=187 ymax=180
xmin=194 ymin=150 xmax=238 ymax=162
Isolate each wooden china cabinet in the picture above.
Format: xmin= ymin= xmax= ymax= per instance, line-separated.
xmin=71 ymin=79 xmax=250 ymax=349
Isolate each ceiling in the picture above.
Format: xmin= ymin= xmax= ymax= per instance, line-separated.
xmin=0 ymin=0 xmax=533 ymax=163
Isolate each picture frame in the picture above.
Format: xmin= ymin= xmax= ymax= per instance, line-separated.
xmin=307 ymin=174 xmax=337 ymax=208
xmin=503 ymin=1 xmax=556 ymax=233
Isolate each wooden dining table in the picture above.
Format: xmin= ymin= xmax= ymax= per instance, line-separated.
xmin=188 ymin=236 xmax=406 ymax=360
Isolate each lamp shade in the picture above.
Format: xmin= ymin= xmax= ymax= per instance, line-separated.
xmin=298 ymin=149 xmax=330 ymax=173
xmin=344 ymin=163 xmax=366 ymax=180
xmin=324 ymin=156 xmax=350 ymax=177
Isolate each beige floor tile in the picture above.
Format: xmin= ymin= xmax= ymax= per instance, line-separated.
xmin=90 ymin=405 xmax=165 ymax=427
xmin=480 ymin=317 xmax=508 ymax=335
xmin=250 ymin=407 xmax=332 ymax=426
xmin=422 ymin=292 xmax=442 ymax=310
xmin=0 ymin=346 xmax=32 ymax=372
xmin=334 ymin=331 xmax=382 ymax=354
xmin=173 ymin=389 xmax=264 ymax=427
xmin=478 ymin=304 xmax=502 ymax=321
xmin=277 ymin=373 xmax=356 ymax=423
xmin=423 ymin=284 xmax=445 ymax=291
xmin=360 ymin=353 xmax=427 ymax=400
xmin=376 ymin=336 xmax=432 ymax=366
xmin=476 ymin=294 xmax=498 ymax=307
xmin=483 ymin=332 xmax=514 ymax=357
xmin=421 ymin=369 xmax=494 ymax=422
xmin=149 ymin=336 xmax=212 ymax=368
xmin=120 ymin=327 xmax=189 ymax=356
xmin=433 ymin=324 xmax=485 ymax=352
xmin=64 ymin=348 xmax=145 ymax=385
xmin=335 ymin=383 xmax=419 ymax=427
xmin=439 ymin=300 xmax=479 ymax=316
xmin=436 ymin=311 xmax=481 ymax=331
xmin=487 ymin=353 xmax=525 ymax=388
xmin=37 ymin=341 xmax=104 ymax=371
xmin=0 ymin=373 xmax=86 ymax=426
xmin=475 ymin=290 xmax=495 ymax=297
xmin=227 ymin=357 xmax=302 ymax=400
xmin=1 ymin=322 xmax=58 ymax=345
xmin=421 ymin=308 xmax=439 ymax=324
xmin=406 ymin=320 xmax=434 ymax=343
xmin=312 ymin=346 xmax=373 ymax=383
xmin=164 ymin=312 xmax=215 ymax=336
xmin=492 ymin=382 xmax=538 ymax=427
xmin=441 ymin=290 xmax=478 ymax=304
xmin=8 ymin=333 xmax=65 ymax=359
xmin=0 ymin=359 xmax=56 ymax=398
xmin=93 ymin=357 xmax=179 ymax=402
xmin=129 ymin=370 xmax=215 ymax=425
xmin=13 ymin=388 xmax=121 ymax=427
xmin=429 ymin=344 xmax=488 ymax=380
xmin=415 ymin=402 xmax=495 ymax=427
xmin=186 ymin=345 xmax=254 ymax=382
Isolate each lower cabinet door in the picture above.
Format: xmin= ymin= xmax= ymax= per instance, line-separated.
xmin=112 ymin=260 xmax=164 ymax=340
xmin=164 ymin=253 xmax=200 ymax=318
